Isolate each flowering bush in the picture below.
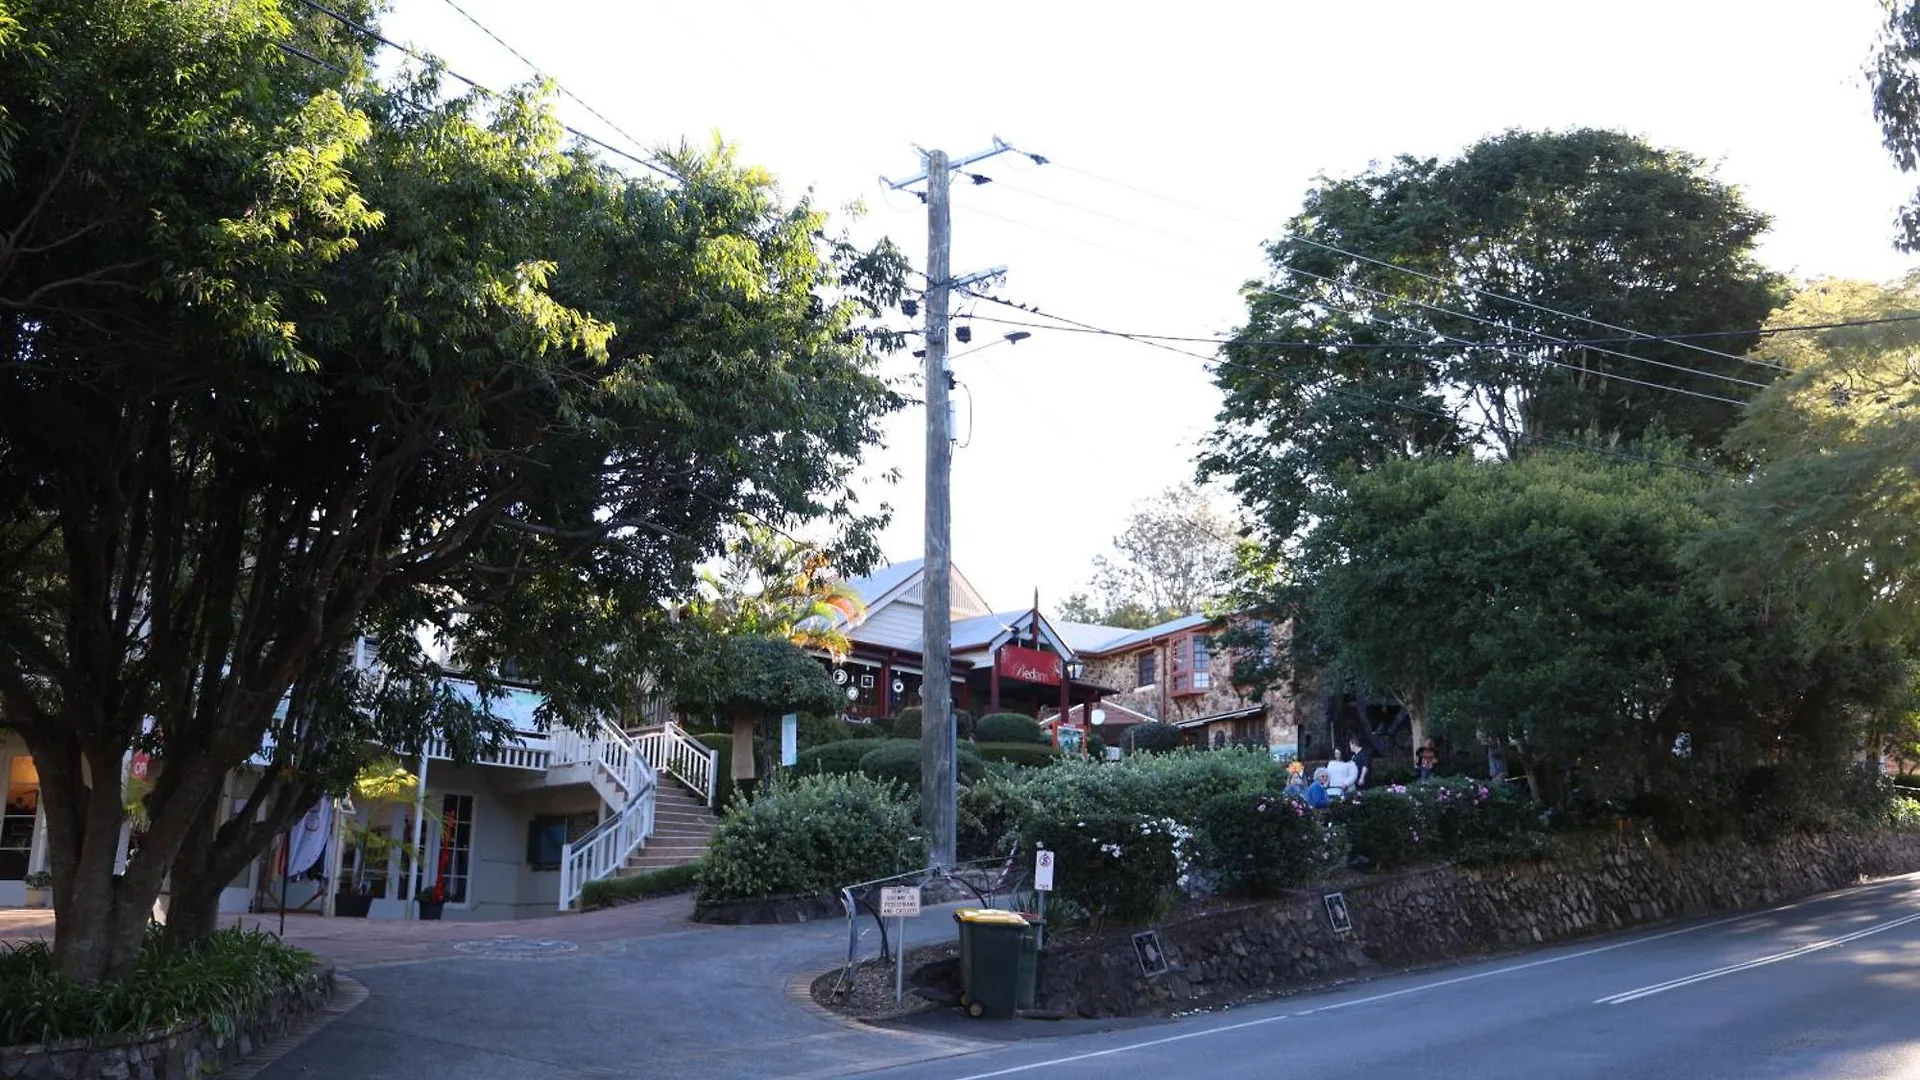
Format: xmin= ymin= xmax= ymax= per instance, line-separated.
xmin=1021 ymin=812 xmax=1187 ymax=926
xmin=1194 ymin=791 xmax=1344 ymax=896
xmin=1887 ymin=796 xmax=1920 ymax=832
xmin=1410 ymin=777 xmax=1545 ymax=862
xmin=697 ymin=773 xmax=925 ymax=902
xmin=1330 ymin=788 xmax=1423 ymax=870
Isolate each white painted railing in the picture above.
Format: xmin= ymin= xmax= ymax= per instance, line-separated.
xmin=634 ymin=721 xmax=719 ymax=806
xmin=555 ymin=718 xmax=659 ymax=910
xmin=424 ymin=737 xmax=552 ymax=771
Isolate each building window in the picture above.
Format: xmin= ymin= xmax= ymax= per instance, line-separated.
xmin=1 ymin=754 xmax=39 ymax=881
xmin=1136 ymin=651 xmax=1156 ymax=687
xmin=427 ymin=793 xmax=475 ymax=904
xmin=1170 ymin=634 xmax=1213 ymax=696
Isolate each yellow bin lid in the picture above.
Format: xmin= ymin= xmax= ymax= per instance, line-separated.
xmin=953 ymin=908 xmax=1029 ymax=926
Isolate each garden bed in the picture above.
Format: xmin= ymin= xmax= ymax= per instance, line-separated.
xmin=0 ymin=928 xmax=334 ymax=1080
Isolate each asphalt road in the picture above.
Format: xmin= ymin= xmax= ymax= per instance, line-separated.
xmin=251 ymin=874 xmax=1920 ymax=1080
xmin=859 ymin=872 xmax=1920 ymax=1080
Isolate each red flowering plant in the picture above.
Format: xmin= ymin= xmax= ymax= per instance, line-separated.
xmin=420 ymin=880 xmax=447 ymax=904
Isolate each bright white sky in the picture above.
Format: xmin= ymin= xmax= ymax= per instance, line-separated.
xmin=384 ymin=0 xmax=1917 ymax=613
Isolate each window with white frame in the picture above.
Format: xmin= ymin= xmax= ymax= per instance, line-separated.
xmin=425 ymin=793 xmax=475 ymax=903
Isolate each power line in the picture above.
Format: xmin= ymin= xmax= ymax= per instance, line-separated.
xmin=968 ymin=174 xmax=1773 ymax=390
xmin=1035 ymin=155 xmax=1781 ymax=373
xmin=955 ymin=287 xmax=1731 ymax=479
xmin=433 ymin=0 xmax=658 ymax=166
xmin=289 ymin=0 xmax=680 ymax=180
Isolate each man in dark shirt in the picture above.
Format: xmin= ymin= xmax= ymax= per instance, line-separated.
xmin=1351 ymin=740 xmax=1371 ymax=789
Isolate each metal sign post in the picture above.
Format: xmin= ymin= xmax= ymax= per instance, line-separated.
xmin=1034 ymin=848 xmax=1054 ymax=950
xmin=879 ymin=885 xmax=922 ymax=1003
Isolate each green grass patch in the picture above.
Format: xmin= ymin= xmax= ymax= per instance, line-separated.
xmin=580 ymin=861 xmax=703 ymax=909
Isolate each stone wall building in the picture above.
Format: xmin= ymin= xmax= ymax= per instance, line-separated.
xmin=1068 ymin=614 xmax=1307 ymax=755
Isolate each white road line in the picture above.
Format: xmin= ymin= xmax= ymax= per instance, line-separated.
xmin=932 ymin=883 xmax=1920 ymax=1080
xmin=1594 ymin=909 xmax=1920 ymax=1005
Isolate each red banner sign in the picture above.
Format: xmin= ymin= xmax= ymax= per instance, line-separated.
xmin=996 ymin=644 xmax=1062 ymax=686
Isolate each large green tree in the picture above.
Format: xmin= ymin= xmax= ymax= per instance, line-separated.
xmin=1707 ymin=277 xmax=1920 ymax=643
xmin=1293 ymin=452 xmax=1904 ymax=806
xmin=1202 ymin=129 xmax=1784 ymax=540
xmin=1058 ymin=484 xmax=1242 ymax=629
xmin=0 ymin=0 xmax=901 ymax=983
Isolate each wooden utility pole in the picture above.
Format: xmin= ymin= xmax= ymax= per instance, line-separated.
xmin=885 ymin=138 xmax=1025 ymax=867
xmin=920 ymin=149 xmax=957 ymax=869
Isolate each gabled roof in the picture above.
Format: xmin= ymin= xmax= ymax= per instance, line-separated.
xmin=1172 ymin=703 xmax=1265 ymax=730
xmin=1079 ymin=612 xmax=1217 ymax=656
xmin=1053 ymin=620 xmax=1135 ymax=653
xmin=843 ymin=558 xmax=924 ymax=607
xmin=949 ymin=610 xmax=1026 ymax=651
xmin=837 ymin=557 xmax=992 ymax=630
xmin=1056 ymin=700 xmax=1157 ymax=728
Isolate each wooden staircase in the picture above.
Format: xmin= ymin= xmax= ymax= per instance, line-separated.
xmin=619 ymin=781 xmax=716 ymax=874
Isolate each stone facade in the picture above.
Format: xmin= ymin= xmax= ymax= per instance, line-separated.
xmin=0 ymin=963 xmax=335 ymax=1080
xmin=1081 ymin=620 xmax=1305 ymax=753
xmin=1031 ymin=828 xmax=1920 ymax=1018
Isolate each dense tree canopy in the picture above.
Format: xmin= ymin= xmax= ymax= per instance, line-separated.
xmin=1293 ymin=453 xmax=1906 ymax=806
xmin=0 ymin=0 xmax=902 ymax=982
xmin=1706 ymin=277 xmax=1920 ymax=644
xmin=1201 ymin=129 xmax=1784 ymax=540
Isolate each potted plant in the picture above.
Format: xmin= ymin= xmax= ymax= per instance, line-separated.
xmin=335 ymin=758 xmax=420 ymax=918
xmin=22 ymin=870 xmax=50 ymax=909
xmin=416 ymin=879 xmax=447 ymax=921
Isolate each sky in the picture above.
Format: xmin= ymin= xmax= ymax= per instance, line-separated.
xmin=381 ymin=0 xmax=1919 ymax=614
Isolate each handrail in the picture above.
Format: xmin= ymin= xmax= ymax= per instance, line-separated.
xmin=555 ymin=718 xmax=658 ymax=910
xmin=634 ymin=720 xmax=719 ymax=806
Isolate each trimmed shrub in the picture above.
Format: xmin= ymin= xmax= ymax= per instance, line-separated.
xmin=1124 ymin=722 xmax=1182 ymax=754
xmin=794 ymin=740 xmax=872 ymax=776
xmin=858 ymin=738 xmax=984 ymax=790
xmin=1194 ymin=791 xmax=1343 ymax=896
xmin=1408 ymin=777 xmax=1546 ymax=864
xmin=1021 ymin=812 xmax=1187 ymax=927
xmin=0 ymin=926 xmax=313 ymax=1046
xmin=891 ymin=707 xmax=923 ymax=739
xmin=695 ymin=731 xmax=736 ymax=809
xmin=696 ymin=773 xmax=925 ymax=902
xmin=581 ymin=862 xmax=701 ymax=909
xmin=974 ymin=741 xmax=1062 ymax=769
xmin=1331 ymin=788 xmax=1422 ymax=870
xmin=975 ymin=712 xmax=1047 ymax=745
xmin=798 ymin=712 xmax=885 ymax=747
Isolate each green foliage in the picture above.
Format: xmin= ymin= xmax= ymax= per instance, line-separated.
xmin=1193 ymin=792 xmax=1341 ymax=896
xmin=793 ymin=740 xmax=871 ymax=777
xmin=975 ymin=713 xmax=1048 ymax=745
xmin=1871 ymin=5 xmax=1920 ymax=248
xmin=696 ymin=774 xmax=924 ymax=902
xmin=1203 ymin=128 xmax=1782 ymax=540
xmin=695 ymin=732 xmax=736 ymax=810
xmin=795 ymin=712 xmax=883 ymax=748
xmin=1020 ymin=813 xmax=1188 ymax=927
xmin=1331 ymin=789 xmax=1423 ymax=871
xmin=680 ymin=526 xmax=868 ymax=660
xmin=973 ymin=742 xmax=1062 ymax=769
xmin=672 ymin=635 xmax=844 ymax=722
xmin=0 ymin=926 xmax=312 ymax=1046
xmin=891 ymin=707 xmax=922 ymax=739
xmin=1888 ymin=796 xmax=1920 ymax=831
xmin=580 ymin=862 xmax=701 ymax=909
xmin=1407 ymin=779 xmax=1548 ymax=864
xmin=1063 ymin=484 xmax=1240 ymax=624
xmin=856 ymin=739 xmax=983 ymax=790
xmin=1123 ymin=722 xmax=1183 ymax=754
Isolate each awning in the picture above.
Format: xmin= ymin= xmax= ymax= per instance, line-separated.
xmin=1173 ymin=704 xmax=1266 ymax=731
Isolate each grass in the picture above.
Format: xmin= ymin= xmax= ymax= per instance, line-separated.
xmin=0 ymin=926 xmax=314 ymax=1047
xmin=580 ymin=861 xmax=702 ymax=910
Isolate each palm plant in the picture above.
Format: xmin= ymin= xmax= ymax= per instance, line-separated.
xmin=686 ymin=525 xmax=866 ymax=660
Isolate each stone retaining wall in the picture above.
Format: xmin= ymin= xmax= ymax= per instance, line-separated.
xmin=0 ymin=962 xmax=335 ymax=1080
xmin=1035 ymin=828 xmax=1920 ymax=1018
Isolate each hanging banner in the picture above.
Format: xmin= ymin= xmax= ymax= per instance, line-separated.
xmin=996 ymin=644 xmax=1062 ymax=686
xmin=780 ymin=714 xmax=798 ymax=767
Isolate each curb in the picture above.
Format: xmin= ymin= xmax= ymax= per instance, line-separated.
xmin=220 ymin=975 xmax=368 ymax=1080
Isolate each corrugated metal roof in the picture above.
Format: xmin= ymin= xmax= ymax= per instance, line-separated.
xmin=841 ymin=558 xmax=924 ymax=606
xmin=1081 ymin=612 xmax=1215 ymax=655
xmin=1172 ymin=703 xmax=1265 ymax=730
xmin=1053 ymin=620 xmax=1135 ymax=652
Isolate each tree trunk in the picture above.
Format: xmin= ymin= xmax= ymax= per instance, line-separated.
xmin=162 ymin=794 xmax=225 ymax=951
xmin=730 ymin=711 xmax=757 ymax=780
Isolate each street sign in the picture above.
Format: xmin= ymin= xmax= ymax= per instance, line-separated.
xmin=1035 ymin=849 xmax=1055 ymax=892
xmin=879 ymin=886 xmax=922 ymax=918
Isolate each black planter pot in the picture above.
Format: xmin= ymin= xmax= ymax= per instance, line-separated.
xmin=417 ymin=899 xmax=445 ymax=921
xmin=335 ymin=892 xmax=372 ymax=918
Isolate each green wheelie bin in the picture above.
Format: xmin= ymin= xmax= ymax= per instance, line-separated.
xmin=953 ymin=909 xmax=1038 ymax=1018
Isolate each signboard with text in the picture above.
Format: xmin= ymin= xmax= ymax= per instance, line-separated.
xmin=1035 ymin=849 xmax=1055 ymax=892
xmin=996 ymin=644 xmax=1063 ymax=686
xmin=879 ymin=886 xmax=922 ymax=918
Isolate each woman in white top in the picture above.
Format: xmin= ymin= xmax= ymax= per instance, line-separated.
xmin=1324 ymin=750 xmax=1359 ymax=797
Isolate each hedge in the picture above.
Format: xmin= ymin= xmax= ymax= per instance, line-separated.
xmin=892 ymin=707 xmax=973 ymax=740
xmin=695 ymin=731 xmax=737 ymax=808
xmin=974 ymin=741 xmax=1061 ymax=768
xmin=857 ymin=738 xmax=984 ymax=789
xmin=696 ymin=774 xmax=924 ymax=902
xmin=1021 ymin=812 xmax=1187 ymax=927
xmin=1123 ymin=722 xmax=1182 ymax=753
xmin=794 ymin=740 xmax=873 ymax=776
xmin=1194 ymin=791 xmax=1343 ymax=896
xmin=974 ymin=712 xmax=1047 ymax=745
xmin=581 ymin=862 xmax=701 ymax=909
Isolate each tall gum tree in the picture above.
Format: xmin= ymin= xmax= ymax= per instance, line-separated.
xmin=0 ymin=0 xmax=903 ymax=983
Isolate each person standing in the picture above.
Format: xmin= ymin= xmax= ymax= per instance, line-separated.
xmin=1416 ymin=740 xmax=1439 ymax=780
xmin=1325 ymin=750 xmax=1358 ymax=798
xmin=1350 ymin=739 xmax=1371 ymax=790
